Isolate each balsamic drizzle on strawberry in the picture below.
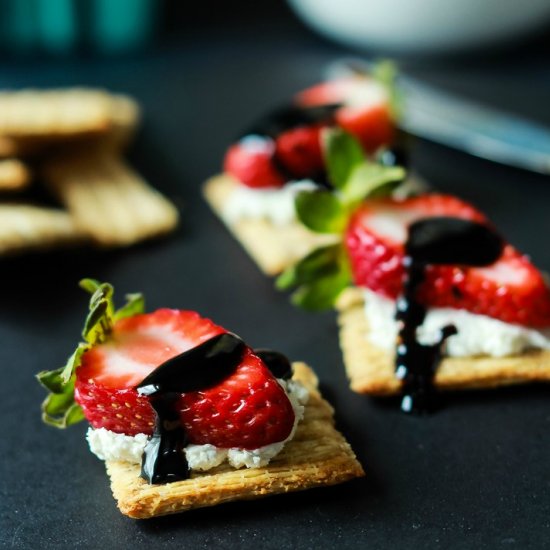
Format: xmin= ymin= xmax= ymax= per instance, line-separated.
xmin=396 ymin=217 xmax=504 ymax=414
xmin=140 ymin=394 xmax=190 ymax=484
xmin=254 ymin=349 xmax=293 ymax=380
xmin=238 ymin=104 xmax=340 ymax=184
xmin=242 ymin=104 xmax=340 ymax=141
xmin=137 ymin=333 xmax=246 ymax=484
xmin=136 ymin=334 xmax=294 ymax=484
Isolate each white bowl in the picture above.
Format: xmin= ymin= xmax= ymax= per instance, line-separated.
xmin=288 ymin=0 xmax=550 ymax=54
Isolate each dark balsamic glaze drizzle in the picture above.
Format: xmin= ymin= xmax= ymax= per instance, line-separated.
xmin=396 ymin=217 xmax=504 ymax=414
xmin=137 ymin=333 xmax=246 ymax=484
xmin=239 ymin=104 xmax=341 ymax=185
xmin=138 ymin=333 xmax=246 ymax=395
xmin=395 ymin=261 xmax=457 ymax=414
xmin=241 ymin=104 xmax=341 ymax=141
xmin=135 ymin=334 xmax=294 ymax=484
xmin=140 ymin=393 xmax=190 ymax=485
xmin=254 ymin=349 xmax=293 ymax=380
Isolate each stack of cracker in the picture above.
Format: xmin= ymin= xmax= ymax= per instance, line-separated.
xmin=0 ymin=88 xmax=179 ymax=255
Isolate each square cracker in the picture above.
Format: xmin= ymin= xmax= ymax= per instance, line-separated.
xmin=43 ymin=151 xmax=178 ymax=247
xmin=336 ymin=287 xmax=550 ymax=395
xmin=0 ymin=204 xmax=86 ymax=254
xmin=0 ymin=91 xmax=140 ymax=160
xmin=105 ymin=362 xmax=364 ymax=519
xmin=0 ymin=88 xmax=118 ymax=138
xmin=203 ymin=174 xmax=338 ymax=275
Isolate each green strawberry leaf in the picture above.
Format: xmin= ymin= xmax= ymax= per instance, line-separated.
xmin=81 ymin=281 xmax=114 ymax=344
xmin=36 ymin=279 xmax=145 ymax=429
xmin=323 ymin=127 xmax=365 ymax=190
xmin=277 ymin=244 xmax=351 ymax=311
xmin=321 ymin=127 xmax=405 ymax=207
xmin=60 ymin=343 xmax=88 ymax=383
xmin=37 ymin=346 xmax=88 ymax=428
xmin=372 ymin=59 xmax=402 ymax=120
xmin=79 ymin=278 xmax=101 ymax=294
xmin=276 ymin=244 xmax=343 ymax=290
xmin=40 ymin=375 xmax=85 ymax=428
xmin=295 ymin=190 xmax=347 ymax=234
xmin=114 ymin=292 xmax=145 ymax=321
xmin=290 ymin=266 xmax=350 ymax=311
xmin=343 ymin=162 xmax=406 ymax=204
xmin=37 ymin=366 xmax=66 ymax=394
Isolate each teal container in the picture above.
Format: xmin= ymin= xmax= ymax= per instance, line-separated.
xmin=36 ymin=0 xmax=78 ymax=54
xmin=89 ymin=0 xmax=157 ymax=54
xmin=0 ymin=0 xmax=157 ymax=56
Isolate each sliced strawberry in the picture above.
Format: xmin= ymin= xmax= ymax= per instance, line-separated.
xmin=74 ymin=309 xmax=295 ymax=449
xmin=274 ymin=125 xmax=324 ymax=178
xmin=297 ymin=76 xmax=395 ymax=153
xmin=419 ymin=246 xmax=550 ymax=327
xmin=224 ymin=125 xmax=325 ymax=186
xmin=345 ymin=194 xmax=550 ymax=327
xmin=335 ymin=104 xmax=394 ymax=153
xmin=224 ymin=136 xmax=286 ymax=189
xmin=294 ymin=77 xmax=362 ymax=107
xmin=177 ymin=348 xmax=294 ymax=448
xmin=346 ymin=194 xmax=486 ymax=298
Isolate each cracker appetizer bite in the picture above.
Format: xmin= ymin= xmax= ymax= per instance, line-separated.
xmin=37 ymin=280 xmax=363 ymax=518
xmin=276 ymin=130 xmax=550 ymax=413
xmin=204 ymin=65 xmax=410 ymax=275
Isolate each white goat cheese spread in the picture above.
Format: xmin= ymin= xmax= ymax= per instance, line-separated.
xmin=222 ymin=179 xmax=317 ymax=227
xmin=87 ymin=379 xmax=309 ymax=470
xmin=221 ymin=178 xmax=425 ymax=228
xmin=363 ymin=288 xmax=550 ymax=357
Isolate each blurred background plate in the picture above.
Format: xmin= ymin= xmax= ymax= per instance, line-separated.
xmin=287 ymin=0 xmax=550 ymax=54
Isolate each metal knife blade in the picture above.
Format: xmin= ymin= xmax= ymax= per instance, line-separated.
xmin=326 ymin=59 xmax=550 ymax=175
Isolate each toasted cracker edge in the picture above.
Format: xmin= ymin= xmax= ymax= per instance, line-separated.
xmin=336 ymin=287 xmax=550 ymax=395
xmin=203 ymin=174 xmax=338 ymax=275
xmin=0 ymin=159 xmax=31 ymax=191
xmin=105 ymin=362 xmax=364 ymax=519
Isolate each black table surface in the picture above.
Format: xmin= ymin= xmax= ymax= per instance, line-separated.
xmin=1 ymin=5 xmax=549 ymax=549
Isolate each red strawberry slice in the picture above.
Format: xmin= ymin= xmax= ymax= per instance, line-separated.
xmin=74 ymin=309 xmax=296 ymax=449
xmin=294 ymin=77 xmax=363 ymax=107
xmin=224 ymin=136 xmax=286 ymax=189
xmin=419 ymin=245 xmax=550 ymax=327
xmin=346 ymin=194 xmax=486 ymax=297
xmin=297 ymin=77 xmax=395 ymax=153
xmin=224 ymin=126 xmax=325 ymax=187
xmin=335 ymin=104 xmax=394 ymax=153
xmin=274 ymin=125 xmax=325 ymax=178
xmin=345 ymin=194 xmax=550 ymax=327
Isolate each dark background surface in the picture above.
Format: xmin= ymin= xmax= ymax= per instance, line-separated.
xmin=0 ymin=2 xmax=549 ymax=549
